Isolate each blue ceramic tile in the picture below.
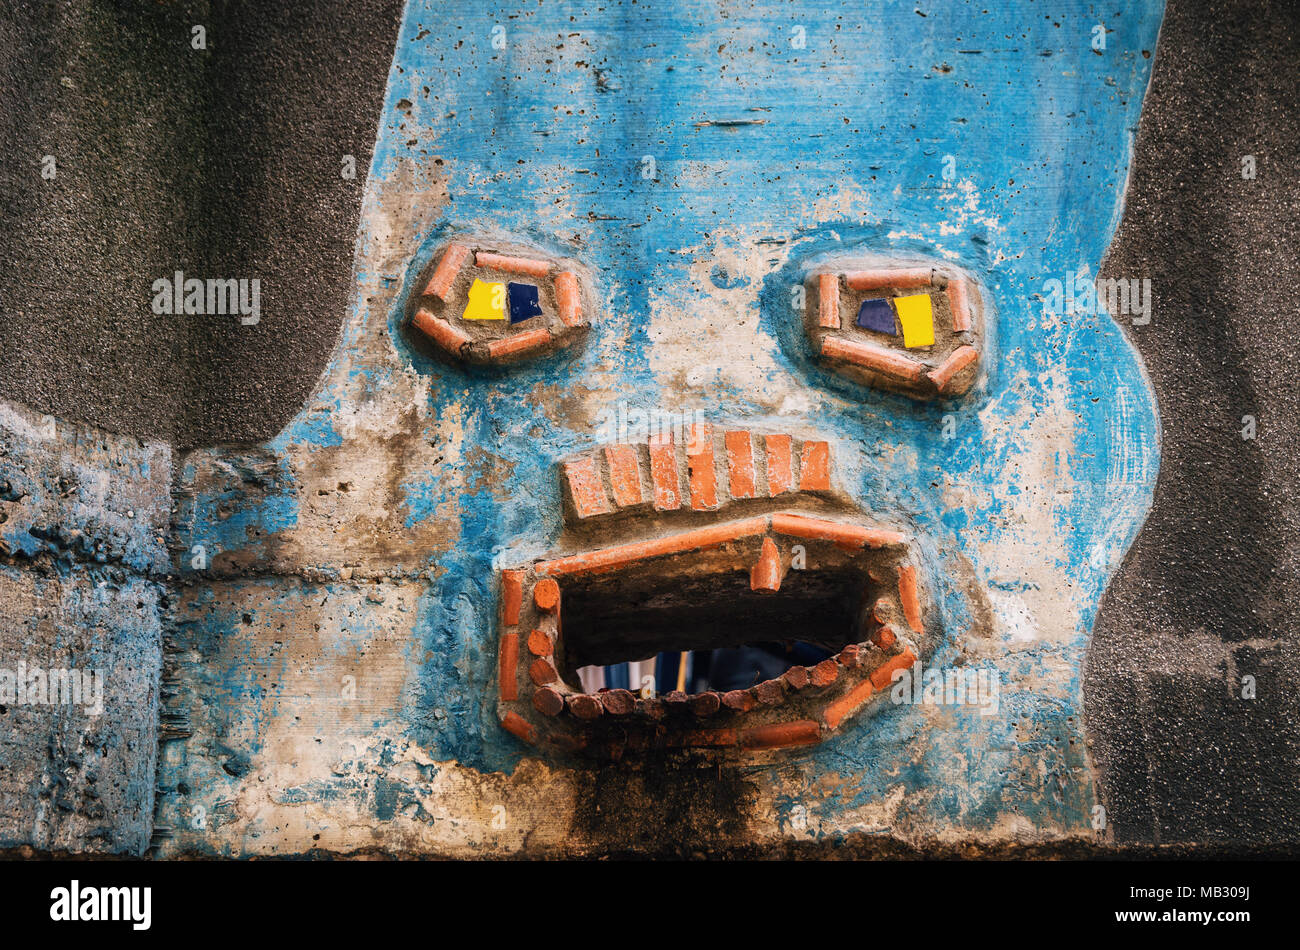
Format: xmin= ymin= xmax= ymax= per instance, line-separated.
xmin=856 ymin=297 xmax=895 ymax=334
xmin=507 ymin=282 xmax=543 ymax=324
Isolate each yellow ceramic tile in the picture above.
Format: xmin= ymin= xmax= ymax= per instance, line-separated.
xmin=894 ymin=293 xmax=934 ymax=348
xmin=462 ymin=278 xmax=506 ymax=320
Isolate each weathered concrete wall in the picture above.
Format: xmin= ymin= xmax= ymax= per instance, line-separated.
xmin=0 ymin=400 xmax=169 ymax=855
xmin=151 ymin=0 xmax=1164 ymax=857
xmin=11 ymin=0 xmax=1293 ymax=859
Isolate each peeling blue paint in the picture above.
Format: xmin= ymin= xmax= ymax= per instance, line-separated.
xmin=158 ymin=0 xmax=1165 ymax=851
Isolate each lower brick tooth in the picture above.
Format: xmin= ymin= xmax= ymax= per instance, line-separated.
xmin=688 ymin=692 xmax=721 ymax=717
xmin=753 ymin=678 xmax=785 ymax=706
xmin=599 ymin=688 xmax=636 ymax=716
xmin=782 ymin=666 xmax=810 ymax=690
xmin=532 ymin=686 xmax=565 ymax=717
xmin=529 ymin=658 xmax=558 ymax=685
xmin=635 ymin=697 xmax=667 ymax=720
xmin=722 ymin=689 xmax=756 ymax=712
xmin=810 ymin=659 xmax=840 ymax=687
xmin=568 ymin=694 xmax=604 ymax=720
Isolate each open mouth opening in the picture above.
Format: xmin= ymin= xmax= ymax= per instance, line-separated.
xmin=496 ymin=513 xmax=925 ymax=757
xmin=559 ymin=563 xmax=872 ymax=687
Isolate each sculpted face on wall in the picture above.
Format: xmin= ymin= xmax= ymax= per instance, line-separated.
xmin=405 ymin=236 xmax=995 ymax=756
xmin=155 ymin=1 xmax=1163 ymax=855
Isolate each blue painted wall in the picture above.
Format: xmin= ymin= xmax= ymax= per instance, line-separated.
xmin=159 ymin=0 xmax=1163 ymax=853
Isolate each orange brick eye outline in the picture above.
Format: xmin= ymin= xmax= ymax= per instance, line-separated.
xmin=494 ymin=512 xmax=928 ymax=756
xmin=408 ymin=239 xmax=591 ymax=367
xmin=809 ymin=265 xmax=984 ymax=399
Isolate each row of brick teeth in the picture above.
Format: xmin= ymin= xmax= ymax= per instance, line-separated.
xmin=501 ymin=644 xmax=920 ymax=751
xmin=562 ymin=426 xmax=833 ymax=522
xmin=526 ymin=630 xmax=902 ymax=720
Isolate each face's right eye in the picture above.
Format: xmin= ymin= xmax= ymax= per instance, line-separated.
xmin=407 ymin=237 xmax=592 ymax=367
xmin=803 ymin=262 xmax=985 ymax=400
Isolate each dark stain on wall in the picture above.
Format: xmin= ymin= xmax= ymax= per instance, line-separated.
xmin=1086 ymin=0 xmax=1300 ymax=847
xmin=0 ymin=0 xmax=404 ymax=448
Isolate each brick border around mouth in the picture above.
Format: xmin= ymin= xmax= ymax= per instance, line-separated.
xmin=495 ymin=513 xmax=927 ymax=757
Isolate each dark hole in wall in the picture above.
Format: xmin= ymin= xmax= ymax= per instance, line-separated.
xmin=558 ymin=564 xmax=872 ymax=678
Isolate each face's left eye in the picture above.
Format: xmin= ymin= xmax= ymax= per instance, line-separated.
xmin=407 ymin=237 xmax=591 ymax=366
xmin=802 ymin=261 xmax=986 ymax=400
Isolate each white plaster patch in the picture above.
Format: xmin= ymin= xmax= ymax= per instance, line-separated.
xmin=990 ymin=588 xmax=1040 ymax=643
xmin=0 ymin=402 xmax=57 ymax=443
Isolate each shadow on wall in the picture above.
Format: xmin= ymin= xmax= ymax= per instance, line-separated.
xmin=0 ymin=0 xmax=404 ymax=448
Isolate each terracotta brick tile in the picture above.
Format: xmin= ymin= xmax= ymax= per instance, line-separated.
xmin=873 ymin=626 xmax=897 ymax=650
xmin=527 ymin=628 xmax=553 ymax=657
xmin=740 ymin=720 xmax=822 ymax=749
xmin=636 ymin=697 xmax=667 ymax=720
xmin=722 ymin=689 xmax=757 ymax=712
xmin=501 ymin=711 xmax=535 ymax=743
xmin=869 ymin=648 xmax=918 ymax=691
xmin=753 ymin=678 xmax=786 ymax=706
xmin=599 ymin=689 xmax=636 ymax=716
xmin=799 ymin=441 xmax=831 ymax=491
xmin=782 ymin=665 xmax=810 ymax=690
xmin=810 ymin=659 xmax=840 ymax=687
xmin=725 ymin=430 xmax=757 ymax=499
xmin=689 ymin=692 xmax=721 ymax=717
xmin=536 ymin=515 xmax=768 ymax=577
xmin=604 ymin=443 xmax=645 ymax=507
xmin=411 ymin=309 xmax=470 ymax=353
xmin=533 ymin=577 xmax=560 ymax=612
xmin=529 ymin=658 xmax=558 ymax=686
xmin=898 ymin=565 xmax=923 ymax=632
xmin=765 ymin=434 xmax=794 ymax=496
xmin=687 ymin=423 xmax=718 ymax=510
xmin=423 ymin=243 xmax=470 ymax=299
xmin=663 ymin=690 xmax=689 ymax=711
xmin=750 ymin=537 xmax=782 ymax=592
xmin=532 ymin=685 xmax=565 ymax=717
xmin=871 ymin=597 xmax=891 ymax=624
xmin=947 ymin=279 xmax=973 ymax=332
xmin=770 ymin=512 xmax=906 ymax=549
xmin=501 ymin=570 xmax=523 ymax=626
xmin=818 ymin=273 xmax=840 ymax=329
xmin=821 ymin=336 xmax=924 ymax=383
xmin=648 ymin=431 xmax=682 ymax=511
xmin=475 ymin=250 xmax=552 ymax=278
xmin=499 ymin=632 xmax=519 ymax=701
xmin=568 ymin=694 xmax=604 ymax=720
xmin=837 ymin=643 xmax=862 ymax=668
xmin=486 ymin=327 xmax=552 ymax=360
xmin=927 ymin=345 xmax=978 ymax=394
xmin=554 ymin=271 xmax=582 ymax=327
xmin=563 ymin=455 xmax=613 ymax=519
xmin=843 ymin=267 xmax=932 ymax=291
xmin=824 ymin=678 xmax=875 ymax=729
